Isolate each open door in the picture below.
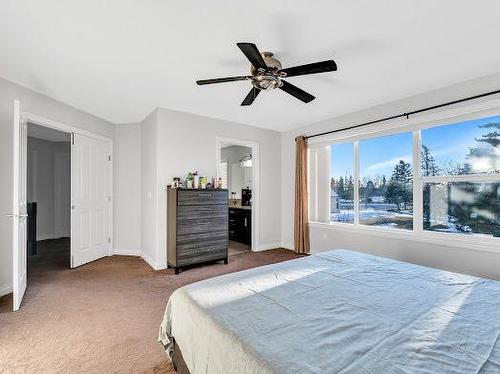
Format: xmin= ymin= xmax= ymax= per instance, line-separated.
xmin=12 ymin=100 xmax=28 ymax=311
xmin=71 ymin=133 xmax=111 ymax=268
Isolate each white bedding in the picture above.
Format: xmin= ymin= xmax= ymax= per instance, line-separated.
xmin=159 ymin=250 xmax=500 ymax=373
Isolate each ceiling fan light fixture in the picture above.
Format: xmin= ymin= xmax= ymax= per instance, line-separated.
xmin=251 ymin=75 xmax=282 ymax=91
xmin=196 ymin=42 xmax=337 ymax=105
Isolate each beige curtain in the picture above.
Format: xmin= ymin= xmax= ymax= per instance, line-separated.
xmin=294 ymin=136 xmax=310 ymax=254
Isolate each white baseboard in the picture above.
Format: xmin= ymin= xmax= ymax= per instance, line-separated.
xmin=110 ymin=249 xmax=166 ymax=270
xmin=54 ymin=230 xmax=70 ymax=238
xmin=0 ymin=283 xmax=12 ymax=297
xmin=140 ymin=252 xmax=162 ymax=271
xmin=37 ymin=233 xmax=56 ymax=241
xmin=155 ymin=261 xmax=168 ymax=270
xmin=113 ymin=249 xmax=142 ymax=257
xmin=253 ymin=242 xmax=282 ymax=252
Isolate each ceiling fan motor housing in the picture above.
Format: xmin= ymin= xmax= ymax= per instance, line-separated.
xmin=250 ymin=52 xmax=284 ymax=90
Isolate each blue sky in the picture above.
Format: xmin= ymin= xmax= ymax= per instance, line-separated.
xmin=330 ymin=115 xmax=500 ymax=179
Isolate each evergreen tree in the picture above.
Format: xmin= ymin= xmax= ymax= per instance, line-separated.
xmin=421 ymin=145 xmax=439 ymax=177
xmin=336 ymin=177 xmax=345 ymax=199
xmin=385 ymin=160 xmax=413 ymax=211
xmin=421 ymin=145 xmax=438 ymax=228
xmin=346 ymin=176 xmax=354 ymax=200
xmin=476 ymin=122 xmax=500 ymax=147
xmin=467 ymin=122 xmax=500 ymax=174
xmin=366 ymin=180 xmax=375 ymax=195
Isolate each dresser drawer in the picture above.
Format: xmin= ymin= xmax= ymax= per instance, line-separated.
xmin=177 ymin=217 xmax=227 ymax=235
xmin=177 ymin=205 xmax=227 ymax=221
xmin=177 ymin=230 xmax=227 ymax=246
xmin=176 ymin=246 xmax=227 ymax=266
xmin=177 ymin=238 xmax=227 ymax=256
xmin=177 ymin=190 xmax=227 ymax=206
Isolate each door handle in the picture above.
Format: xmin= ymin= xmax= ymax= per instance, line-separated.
xmin=2 ymin=213 xmax=27 ymax=218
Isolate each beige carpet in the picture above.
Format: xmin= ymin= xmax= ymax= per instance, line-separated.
xmin=0 ymin=239 xmax=301 ymax=373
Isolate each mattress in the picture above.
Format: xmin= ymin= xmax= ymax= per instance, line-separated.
xmin=159 ymin=249 xmax=500 ymax=373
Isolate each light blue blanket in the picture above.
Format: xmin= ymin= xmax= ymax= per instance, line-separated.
xmin=160 ymin=250 xmax=500 ymax=373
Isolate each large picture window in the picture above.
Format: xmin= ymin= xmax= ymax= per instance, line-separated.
xmin=330 ymin=143 xmax=354 ymax=223
xmin=359 ymin=132 xmax=413 ymax=230
xmin=324 ymin=114 xmax=500 ymax=241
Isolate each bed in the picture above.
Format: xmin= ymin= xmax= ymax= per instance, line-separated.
xmin=159 ymin=250 xmax=500 ymax=373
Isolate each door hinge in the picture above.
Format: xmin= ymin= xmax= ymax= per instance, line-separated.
xmin=108 ymin=196 xmax=111 ymax=202
xmin=108 ymin=155 xmax=111 ymax=161
xmin=108 ymin=237 xmax=111 ymax=244
xmin=71 ymin=133 xmax=75 ymax=145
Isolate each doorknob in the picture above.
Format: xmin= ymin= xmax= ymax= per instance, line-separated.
xmin=2 ymin=213 xmax=27 ymax=218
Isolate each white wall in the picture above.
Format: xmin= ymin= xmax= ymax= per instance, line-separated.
xmin=27 ymin=137 xmax=70 ymax=240
xmin=113 ymin=124 xmax=141 ymax=255
xmin=281 ymin=72 xmax=500 ymax=280
xmin=153 ymin=108 xmax=281 ymax=269
xmin=0 ymin=77 xmax=114 ymax=296
xmin=53 ymin=145 xmax=71 ymax=238
xmin=140 ymin=110 xmax=159 ymax=268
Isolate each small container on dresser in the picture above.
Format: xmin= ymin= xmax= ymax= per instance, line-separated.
xmin=167 ymin=188 xmax=228 ymax=274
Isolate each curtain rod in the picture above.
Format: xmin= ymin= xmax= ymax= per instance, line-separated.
xmin=304 ymin=88 xmax=500 ymax=140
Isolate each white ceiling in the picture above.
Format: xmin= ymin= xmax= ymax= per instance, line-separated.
xmin=27 ymin=122 xmax=71 ymax=142
xmin=2 ymin=1 xmax=500 ymax=131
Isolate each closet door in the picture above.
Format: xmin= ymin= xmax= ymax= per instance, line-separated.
xmin=71 ymin=133 xmax=111 ymax=268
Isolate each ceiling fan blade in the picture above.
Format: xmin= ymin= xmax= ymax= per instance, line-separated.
xmin=241 ymin=87 xmax=261 ymax=106
xmin=279 ymin=80 xmax=315 ymax=103
xmin=196 ymin=76 xmax=251 ymax=85
xmin=279 ymin=60 xmax=337 ymax=77
xmin=236 ymin=43 xmax=267 ymax=70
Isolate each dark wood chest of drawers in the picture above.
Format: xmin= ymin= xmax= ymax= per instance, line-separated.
xmin=167 ymin=188 xmax=228 ymax=274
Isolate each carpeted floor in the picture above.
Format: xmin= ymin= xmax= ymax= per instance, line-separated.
xmin=0 ymin=239 xmax=301 ymax=373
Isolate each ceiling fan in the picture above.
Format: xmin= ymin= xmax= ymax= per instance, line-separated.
xmin=196 ymin=43 xmax=337 ymax=106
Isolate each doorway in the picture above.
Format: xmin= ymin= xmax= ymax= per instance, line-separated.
xmin=27 ymin=123 xmax=71 ymax=275
xmin=216 ymin=137 xmax=259 ymax=254
xmin=11 ymin=103 xmax=113 ymax=311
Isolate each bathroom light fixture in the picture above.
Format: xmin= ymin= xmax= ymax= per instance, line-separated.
xmin=240 ymin=154 xmax=252 ymax=168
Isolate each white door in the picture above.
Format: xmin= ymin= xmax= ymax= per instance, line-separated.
xmin=12 ymin=100 xmax=28 ymax=311
xmin=54 ymin=153 xmax=71 ymax=238
xmin=71 ymin=133 xmax=111 ymax=268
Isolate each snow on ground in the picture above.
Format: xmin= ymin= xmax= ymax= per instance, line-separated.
xmin=331 ymin=209 xmax=412 ymax=222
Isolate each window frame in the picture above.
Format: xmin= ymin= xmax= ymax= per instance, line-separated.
xmin=309 ymin=97 xmax=500 ymax=253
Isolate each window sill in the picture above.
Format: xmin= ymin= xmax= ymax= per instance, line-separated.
xmin=309 ymin=221 xmax=500 ymax=255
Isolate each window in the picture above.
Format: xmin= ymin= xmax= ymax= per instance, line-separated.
xmin=324 ymin=114 xmax=500 ymax=241
xmin=330 ymin=143 xmax=354 ymax=223
xmin=423 ymin=182 xmax=500 ymax=237
xmin=421 ymin=116 xmax=500 ymax=237
xmin=422 ymin=116 xmax=500 ymax=176
xmin=359 ymin=132 xmax=413 ymax=230
xmin=217 ymin=162 xmax=228 ymax=189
